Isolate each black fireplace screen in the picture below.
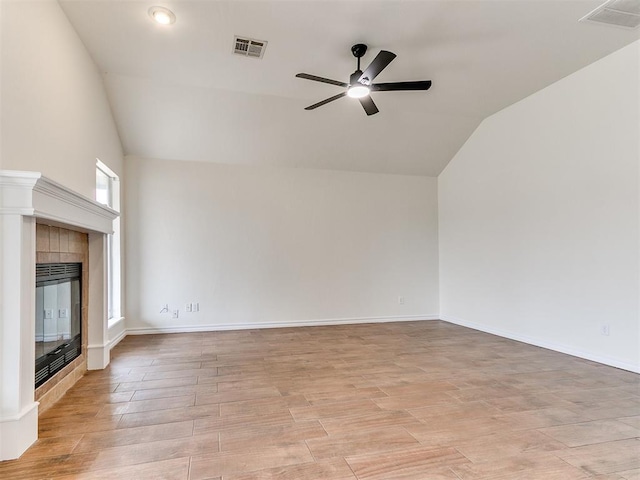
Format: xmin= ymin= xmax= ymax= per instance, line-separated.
xmin=35 ymin=263 xmax=82 ymax=388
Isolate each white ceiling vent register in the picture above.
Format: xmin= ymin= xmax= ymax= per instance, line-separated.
xmin=233 ymin=36 xmax=268 ymax=59
xmin=580 ymin=0 xmax=640 ymax=28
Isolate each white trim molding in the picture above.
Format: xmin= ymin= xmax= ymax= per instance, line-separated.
xmin=0 ymin=402 xmax=39 ymax=460
xmin=0 ymin=214 xmax=37 ymax=461
xmin=86 ymin=342 xmax=111 ymax=370
xmin=108 ymin=317 xmax=127 ymax=350
xmin=0 ymin=170 xmax=118 ymax=233
xmin=441 ymin=315 xmax=640 ymax=374
xmin=126 ymin=314 xmax=439 ymax=335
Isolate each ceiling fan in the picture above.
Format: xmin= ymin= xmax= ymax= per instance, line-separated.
xmin=296 ymin=44 xmax=432 ymax=116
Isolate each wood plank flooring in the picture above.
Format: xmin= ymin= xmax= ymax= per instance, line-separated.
xmin=2 ymin=321 xmax=639 ymax=479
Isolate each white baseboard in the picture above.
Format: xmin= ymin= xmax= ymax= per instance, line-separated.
xmin=108 ymin=327 xmax=127 ymax=350
xmin=441 ymin=314 xmax=640 ymax=374
xmin=126 ymin=314 xmax=439 ymax=335
xmin=86 ymin=342 xmax=110 ymax=370
xmin=0 ymin=402 xmax=38 ymax=460
xmin=108 ymin=317 xmax=126 ymax=350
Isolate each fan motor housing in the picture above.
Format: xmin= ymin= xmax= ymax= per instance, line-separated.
xmin=350 ymin=70 xmax=364 ymax=86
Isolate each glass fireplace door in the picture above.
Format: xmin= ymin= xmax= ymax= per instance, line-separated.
xmin=35 ymin=263 xmax=82 ymax=387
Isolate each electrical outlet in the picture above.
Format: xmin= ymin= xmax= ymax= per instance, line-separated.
xmin=193 ymin=302 xmax=199 ymax=312
xmin=186 ymin=303 xmax=192 ymax=312
xmin=172 ymin=309 xmax=179 ymax=319
xmin=600 ymin=324 xmax=610 ymax=336
xmin=58 ymin=308 xmax=68 ymax=318
xmin=44 ymin=309 xmax=53 ymax=319
xmin=398 ymin=296 xmax=405 ymax=305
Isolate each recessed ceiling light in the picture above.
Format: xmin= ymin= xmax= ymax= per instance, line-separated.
xmin=148 ymin=6 xmax=176 ymax=25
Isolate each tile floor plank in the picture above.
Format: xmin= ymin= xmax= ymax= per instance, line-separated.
xmin=555 ymin=438 xmax=640 ymax=475
xmin=53 ymin=457 xmax=190 ymax=480
xmin=305 ymin=426 xmax=420 ymax=459
xmin=539 ymin=419 xmax=640 ymax=447
xmin=450 ymin=452 xmax=589 ymax=480
xmin=345 ymin=445 xmax=468 ymax=479
xmin=222 ymin=458 xmax=356 ymax=480
xmin=188 ymin=443 xmax=313 ymax=479
xmin=73 ymin=420 xmax=195 ymax=453
xmin=219 ymin=421 xmax=327 ymax=452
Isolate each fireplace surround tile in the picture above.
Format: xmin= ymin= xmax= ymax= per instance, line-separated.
xmin=58 ymin=229 xmax=69 ymax=253
xmin=48 ymin=227 xmax=60 ymax=252
xmin=36 ymin=226 xmax=50 ymax=251
xmin=69 ymin=231 xmax=85 ymax=254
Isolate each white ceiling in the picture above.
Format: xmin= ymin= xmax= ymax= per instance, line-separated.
xmin=59 ymin=0 xmax=639 ymax=176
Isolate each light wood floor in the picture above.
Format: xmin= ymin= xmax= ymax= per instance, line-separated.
xmin=2 ymin=321 xmax=639 ymax=479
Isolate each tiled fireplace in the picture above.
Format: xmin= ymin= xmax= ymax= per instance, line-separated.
xmin=34 ymin=226 xmax=89 ymax=411
xmin=0 ymin=171 xmax=118 ymax=460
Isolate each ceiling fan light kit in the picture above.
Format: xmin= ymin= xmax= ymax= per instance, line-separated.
xmin=296 ymin=43 xmax=432 ymax=116
xmin=347 ymin=85 xmax=370 ymax=98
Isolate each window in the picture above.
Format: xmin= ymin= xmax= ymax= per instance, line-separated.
xmin=96 ymin=167 xmax=112 ymax=207
xmin=95 ymin=160 xmax=121 ymax=324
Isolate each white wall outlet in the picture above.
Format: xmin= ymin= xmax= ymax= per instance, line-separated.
xmin=398 ymin=296 xmax=405 ymax=305
xmin=193 ymin=302 xmax=199 ymax=312
xmin=600 ymin=324 xmax=610 ymax=336
xmin=172 ymin=309 xmax=179 ymax=319
xmin=58 ymin=308 xmax=68 ymax=318
xmin=44 ymin=309 xmax=53 ymax=319
xmin=186 ymin=303 xmax=192 ymax=312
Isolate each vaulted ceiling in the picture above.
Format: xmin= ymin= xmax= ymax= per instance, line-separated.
xmin=59 ymin=0 xmax=639 ymax=176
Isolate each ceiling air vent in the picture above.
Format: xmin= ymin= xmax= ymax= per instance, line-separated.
xmin=233 ymin=36 xmax=268 ymax=59
xmin=580 ymin=0 xmax=640 ymax=29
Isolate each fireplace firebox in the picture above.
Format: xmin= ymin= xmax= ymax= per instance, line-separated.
xmin=35 ymin=263 xmax=82 ymax=388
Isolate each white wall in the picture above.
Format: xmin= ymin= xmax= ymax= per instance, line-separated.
xmin=125 ymin=157 xmax=439 ymax=332
xmin=439 ymin=41 xmax=640 ymax=372
xmin=0 ymin=0 xmax=123 ymax=197
xmin=0 ymin=0 xmax=125 ymax=351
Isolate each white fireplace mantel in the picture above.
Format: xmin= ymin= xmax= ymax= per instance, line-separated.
xmin=0 ymin=170 xmax=117 ymax=234
xmin=0 ymin=170 xmax=118 ymax=460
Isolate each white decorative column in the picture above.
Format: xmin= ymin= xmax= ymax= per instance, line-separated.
xmin=0 ymin=171 xmax=118 ymax=460
xmin=87 ymin=232 xmax=109 ymax=370
xmin=0 ymin=211 xmax=38 ymax=460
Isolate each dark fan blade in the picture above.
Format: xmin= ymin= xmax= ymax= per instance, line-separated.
xmin=296 ymin=73 xmax=348 ymax=88
xmin=358 ymin=95 xmax=379 ymax=116
xmin=304 ymin=92 xmax=347 ymax=110
xmin=370 ymin=80 xmax=432 ymax=92
xmin=358 ymin=50 xmax=396 ymax=84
